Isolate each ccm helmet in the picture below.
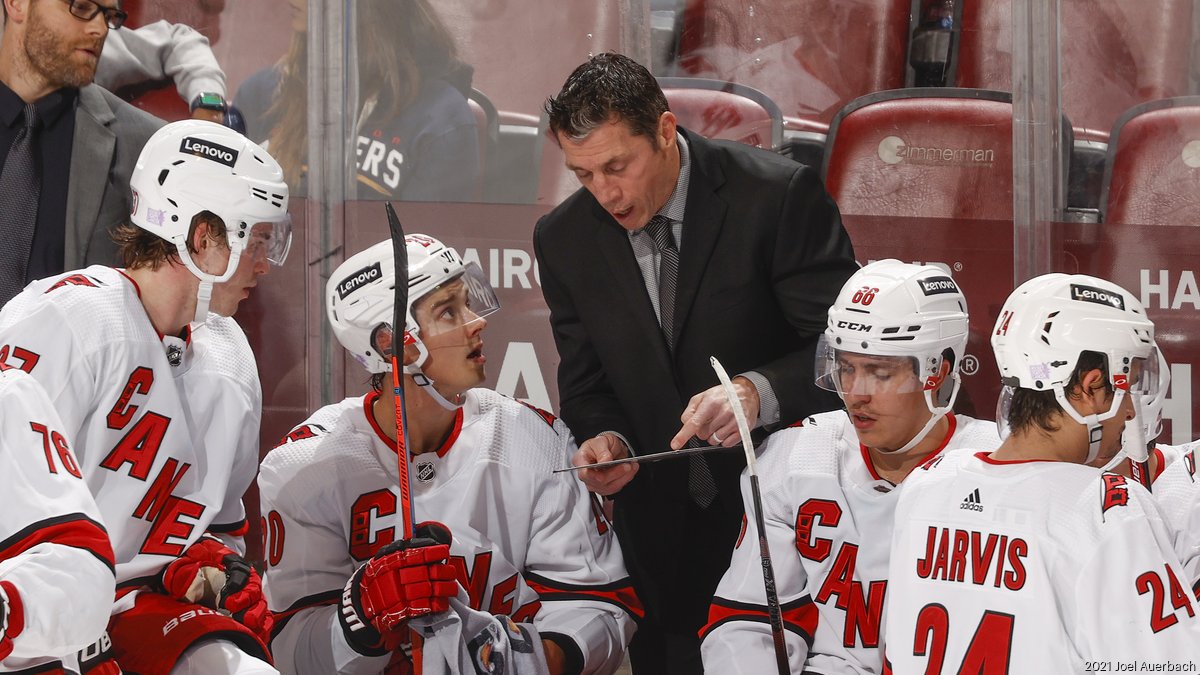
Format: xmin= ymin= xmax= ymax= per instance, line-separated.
xmin=130 ymin=120 xmax=291 ymax=321
xmin=815 ymin=260 xmax=970 ymax=453
xmin=991 ymin=273 xmax=1158 ymax=464
xmin=326 ymin=235 xmax=500 ymax=408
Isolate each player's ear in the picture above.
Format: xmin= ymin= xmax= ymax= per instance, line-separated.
xmin=1074 ymin=368 xmax=1109 ymax=411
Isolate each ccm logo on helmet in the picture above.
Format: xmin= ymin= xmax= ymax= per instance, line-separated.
xmin=336 ymin=262 xmax=382 ymax=299
xmin=179 ymin=137 xmax=239 ymax=168
xmin=918 ymin=276 xmax=959 ymax=296
xmin=1070 ymin=283 xmax=1125 ymax=311
xmin=836 ymin=320 xmax=872 ymax=331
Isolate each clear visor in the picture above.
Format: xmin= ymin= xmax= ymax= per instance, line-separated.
xmin=814 ymin=334 xmax=927 ymax=397
xmin=1116 ymin=349 xmax=1160 ymax=398
xmin=411 ymin=263 xmax=500 ymax=338
xmin=367 ymin=262 xmax=501 ymax=358
xmin=241 ymin=216 xmax=292 ymax=267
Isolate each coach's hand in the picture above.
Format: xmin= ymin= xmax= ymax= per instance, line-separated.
xmin=672 ymin=376 xmax=760 ymax=450
xmin=339 ymin=522 xmax=458 ymax=653
xmin=573 ymin=433 xmax=638 ymax=496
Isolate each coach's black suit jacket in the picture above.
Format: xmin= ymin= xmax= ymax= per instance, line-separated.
xmin=534 ymin=129 xmax=856 ymax=664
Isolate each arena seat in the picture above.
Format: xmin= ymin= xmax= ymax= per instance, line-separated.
xmin=674 ymin=0 xmax=911 ymax=131
xmin=467 ymin=89 xmax=500 ymax=202
xmin=953 ymin=0 xmax=1193 ymax=208
xmin=822 ymin=88 xmax=1069 ymax=220
xmin=657 ymin=77 xmax=783 ymax=150
xmin=1101 ymin=97 xmax=1200 ymax=226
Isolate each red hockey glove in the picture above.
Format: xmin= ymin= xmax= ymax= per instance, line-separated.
xmin=159 ymin=537 xmax=273 ymax=642
xmin=0 ymin=581 xmax=25 ymax=661
xmin=338 ymin=522 xmax=458 ymax=654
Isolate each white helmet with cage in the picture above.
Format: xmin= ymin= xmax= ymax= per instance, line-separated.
xmin=814 ymin=260 xmax=970 ymax=453
xmin=326 ymin=234 xmax=500 ymax=408
xmin=991 ymin=273 xmax=1158 ymax=464
xmin=130 ymin=120 xmax=291 ymax=322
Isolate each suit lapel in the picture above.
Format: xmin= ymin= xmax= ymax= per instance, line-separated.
xmin=673 ymin=133 xmax=727 ymax=342
xmin=65 ymin=86 xmax=116 ymax=265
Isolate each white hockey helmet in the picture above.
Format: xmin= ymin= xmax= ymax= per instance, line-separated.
xmin=992 ymin=273 xmax=1158 ymax=463
xmin=326 ymin=235 xmax=499 ymax=405
xmin=130 ymin=120 xmax=291 ymax=321
xmin=815 ymin=260 xmax=970 ymax=453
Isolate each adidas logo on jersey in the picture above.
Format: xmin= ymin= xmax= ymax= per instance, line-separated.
xmin=960 ymin=488 xmax=983 ymax=512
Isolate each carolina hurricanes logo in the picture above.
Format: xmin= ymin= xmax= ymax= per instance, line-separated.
xmin=406 ymin=234 xmax=437 ymax=248
xmin=1113 ymin=374 xmax=1129 ymax=391
xmin=1101 ymin=473 xmax=1130 ymax=513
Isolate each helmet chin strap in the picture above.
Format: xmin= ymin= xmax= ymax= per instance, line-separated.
xmin=412 ymin=373 xmax=464 ymax=411
xmin=399 ymin=335 xmax=464 ymax=411
xmin=194 ymin=279 xmax=213 ymax=325
xmin=877 ymin=374 xmax=961 ymax=455
xmin=1054 ymin=387 xmax=1125 ymax=465
xmin=177 ymin=241 xmax=241 ymax=325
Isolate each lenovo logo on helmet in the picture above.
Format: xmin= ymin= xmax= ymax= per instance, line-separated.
xmin=1070 ymin=283 xmax=1125 ymax=311
xmin=918 ymin=276 xmax=959 ymax=296
xmin=336 ymin=262 xmax=382 ymax=299
xmin=836 ymin=320 xmax=872 ymax=332
xmin=180 ymin=137 xmax=239 ymax=168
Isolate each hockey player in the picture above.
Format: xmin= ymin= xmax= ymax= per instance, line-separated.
xmin=0 ymin=120 xmax=292 ymax=674
xmin=0 ymin=364 xmax=116 ymax=673
xmin=258 ymin=235 xmax=641 ymax=675
xmin=700 ymin=260 xmax=1000 ymax=673
xmin=884 ymin=274 xmax=1200 ymax=671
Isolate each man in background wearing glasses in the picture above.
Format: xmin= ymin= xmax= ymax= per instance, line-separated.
xmin=0 ymin=0 xmax=162 ymax=307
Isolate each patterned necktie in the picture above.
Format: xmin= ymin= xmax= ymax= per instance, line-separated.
xmin=0 ymin=103 xmax=41 ymax=306
xmin=645 ymin=215 xmax=719 ymax=507
xmin=645 ymin=215 xmax=678 ymax=346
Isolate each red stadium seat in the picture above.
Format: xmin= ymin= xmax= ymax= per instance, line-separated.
xmin=823 ymin=88 xmax=1068 ymax=220
xmin=674 ymin=0 xmax=911 ymax=130
xmin=954 ymin=0 xmax=1193 ymax=208
xmin=1101 ymin=97 xmax=1200 ymax=226
xmin=657 ymin=77 xmax=783 ymax=150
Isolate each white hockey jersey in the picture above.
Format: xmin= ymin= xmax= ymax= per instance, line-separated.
xmin=701 ymin=411 xmax=1000 ymax=674
xmin=0 ymin=367 xmax=115 ymax=673
xmin=0 ymin=267 xmax=262 ymax=603
xmin=1150 ymin=441 xmax=1200 ymax=599
xmin=258 ymin=388 xmax=640 ymax=675
xmin=884 ymin=450 xmax=1200 ymax=673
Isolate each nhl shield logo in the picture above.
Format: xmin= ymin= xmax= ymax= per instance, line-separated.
xmin=166 ymin=343 xmax=184 ymax=367
xmin=415 ymin=461 xmax=436 ymax=483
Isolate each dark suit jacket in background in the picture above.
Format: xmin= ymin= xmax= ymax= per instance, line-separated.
xmin=534 ymin=129 xmax=858 ymax=667
xmin=68 ymin=85 xmax=162 ymax=270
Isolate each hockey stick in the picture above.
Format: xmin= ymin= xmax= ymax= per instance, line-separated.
xmin=385 ymin=202 xmax=416 ymax=539
xmin=551 ymin=443 xmax=741 ymax=473
xmin=711 ymin=357 xmax=789 ymax=675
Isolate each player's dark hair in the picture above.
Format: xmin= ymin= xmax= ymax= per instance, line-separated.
xmin=1007 ymin=350 xmax=1112 ymax=434
xmin=113 ymin=211 xmax=229 ymax=270
xmin=544 ymin=52 xmax=669 ymax=146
